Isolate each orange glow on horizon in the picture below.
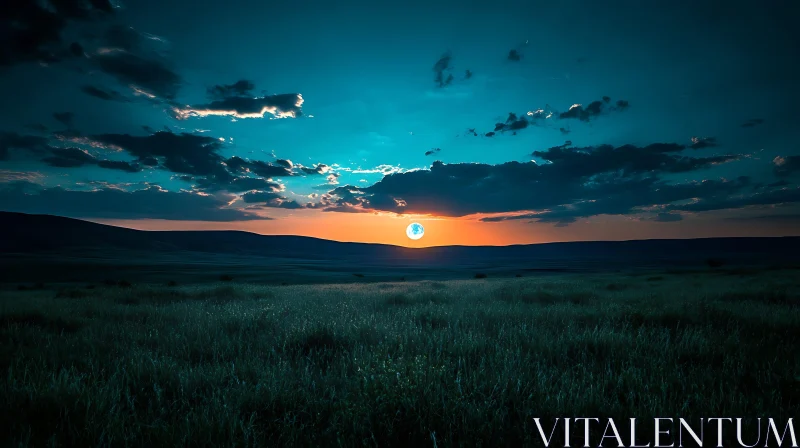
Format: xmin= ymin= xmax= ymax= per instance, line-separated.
xmin=88 ymin=208 xmax=800 ymax=248
xmin=96 ymin=209 xmax=527 ymax=247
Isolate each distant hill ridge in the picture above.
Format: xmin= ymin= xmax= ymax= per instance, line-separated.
xmin=1 ymin=211 xmax=799 ymax=264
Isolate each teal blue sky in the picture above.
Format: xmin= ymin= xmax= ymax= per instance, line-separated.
xmin=1 ymin=0 xmax=799 ymax=243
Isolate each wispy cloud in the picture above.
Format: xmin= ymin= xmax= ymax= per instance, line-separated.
xmin=0 ymin=170 xmax=44 ymax=183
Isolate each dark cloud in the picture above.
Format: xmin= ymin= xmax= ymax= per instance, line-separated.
xmin=464 ymin=69 xmax=473 ymax=79
xmin=278 ymin=200 xmax=304 ymax=209
xmin=94 ymin=51 xmax=182 ymax=100
xmin=241 ymin=190 xmax=283 ymax=203
xmin=241 ymin=190 xmax=302 ymax=209
xmin=433 ymin=52 xmax=454 ymax=88
xmin=667 ymin=185 xmax=800 ymax=213
xmin=40 ymin=147 xmax=142 ymax=173
xmin=53 ymin=112 xmax=74 ymax=128
xmin=92 ymin=131 xmax=226 ymax=177
xmin=320 ymin=140 xmax=757 ymax=224
xmin=80 ymin=131 xmax=298 ymax=192
xmin=481 ymin=106 xmax=555 ymax=136
xmin=226 ymin=176 xmax=281 ymax=192
xmin=326 ymin=160 xmax=567 ymax=216
xmin=69 ymin=42 xmax=85 ymax=58
xmin=226 ymin=156 xmax=294 ymax=178
xmin=773 ymin=156 xmax=800 ymax=178
xmin=307 ymin=188 xmax=372 ymax=213
xmin=41 ymin=147 xmax=95 ymax=167
xmin=176 ymin=174 xmax=279 ymax=193
xmin=484 ymin=132 xmax=495 ymax=137
xmin=275 ymin=159 xmax=293 ymax=168
xmin=0 ymin=182 xmax=262 ymax=221
xmin=87 ymin=26 xmax=181 ymax=99
xmin=425 ymin=148 xmax=442 ymax=156
xmin=96 ymin=160 xmax=141 ymax=173
xmin=0 ymin=0 xmax=113 ymax=67
xmin=466 ymin=128 xmax=478 ymax=137
xmin=23 ymin=123 xmax=49 ymax=133
xmin=81 ymin=85 xmax=130 ymax=102
xmin=482 ymin=177 xmax=752 ymax=226
xmin=689 ymin=136 xmax=718 ymax=149
xmin=560 ymin=127 xmax=571 ymax=135
xmin=207 ymin=80 xmax=256 ymax=100
xmin=766 ymin=180 xmax=791 ymax=188
xmin=558 ymin=96 xmax=630 ymax=122
xmin=102 ymin=25 xmax=159 ymax=53
xmin=140 ymin=156 xmax=158 ymax=166
xmin=506 ymin=41 xmax=529 ymax=62
xmin=173 ymin=94 xmax=304 ymax=120
xmin=741 ymin=118 xmax=765 ymax=128
xmin=531 ymin=142 xmax=738 ymax=176
xmin=0 ymin=132 xmax=51 ymax=160
xmin=493 ymin=112 xmax=531 ymax=134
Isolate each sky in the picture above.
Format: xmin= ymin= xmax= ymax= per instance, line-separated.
xmin=1 ymin=0 xmax=799 ymax=247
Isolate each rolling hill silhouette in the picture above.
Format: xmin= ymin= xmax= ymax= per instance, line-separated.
xmin=3 ymin=210 xmax=799 ymax=260
xmin=2 ymin=211 xmax=799 ymax=283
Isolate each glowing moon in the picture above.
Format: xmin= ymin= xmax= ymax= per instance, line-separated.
xmin=406 ymin=222 xmax=424 ymax=240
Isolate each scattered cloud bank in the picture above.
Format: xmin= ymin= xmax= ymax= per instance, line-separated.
xmin=432 ymin=52 xmax=472 ymax=89
xmin=0 ymin=181 xmax=262 ymax=221
xmin=0 ymin=122 xmax=362 ymax=218
xmin=0 ymin=0 xmax=113 ymax=67
xmin=311 ymin=140 xmax=796 ymax=225
xmin=471 ymin=97 xmax=630 ymax=137
xmin=558 ymin=96 xmax=629 ymax=122
xmin=1 ymin=6 xmax=796 ymax=230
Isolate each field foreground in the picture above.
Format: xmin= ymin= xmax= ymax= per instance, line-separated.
xmin=1 ymin=269 xmax=799 ymax=446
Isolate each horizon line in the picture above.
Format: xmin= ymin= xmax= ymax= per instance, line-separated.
xmin=3 ymin=210 xmax=799 ymax=250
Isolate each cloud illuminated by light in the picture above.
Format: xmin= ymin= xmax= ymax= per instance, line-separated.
xmin=130 ymin=85 xmax=157 ymax=99
xmin=172 ymin=94 xmax=304 ymax=120
xmin=349 ymin=164 xmax=404 ymax=175
xmin=0 ymin=170 xmax=44 ymax=183
xmin=53 ymin=134 xmax=124 ymax=152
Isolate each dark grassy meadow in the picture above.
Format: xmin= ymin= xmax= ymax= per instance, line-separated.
xmin=1 ymin=268 xmax=799 ymax=447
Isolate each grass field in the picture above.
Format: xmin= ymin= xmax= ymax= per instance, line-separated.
xmin=1 ymin=268 xmax=799 ymax=446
